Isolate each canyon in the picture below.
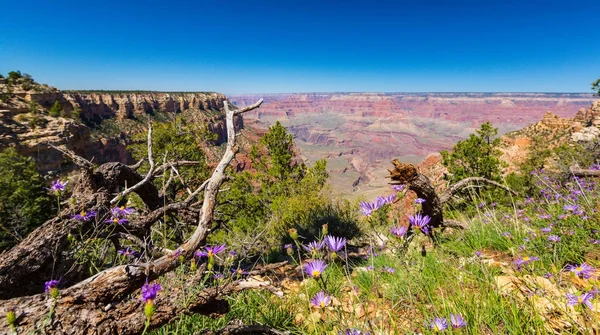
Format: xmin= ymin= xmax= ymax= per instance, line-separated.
xmin=229 ymin=93 xmax=596 ymax=198
xmin=2 ymin=74 xmax=597 ymax=199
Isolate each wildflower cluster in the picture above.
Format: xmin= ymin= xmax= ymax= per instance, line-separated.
xmin=105 ymin=205 xmax=135 ymax=225
xmin=359 ymin=193 xmax=396 ymax=216
xmin=428 ymin=314 xmax=467 ymax=332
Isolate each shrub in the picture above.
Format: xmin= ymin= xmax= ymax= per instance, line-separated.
xmin=49 ymin=100 xmax=63 ymax=117
xmin=0 ymin=148 xmax=52 ymax=251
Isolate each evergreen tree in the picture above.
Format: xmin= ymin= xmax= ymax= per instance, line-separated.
xmin=0 ymin=148 xmax=52 ymax=251
xmin=49 ymin=100 xmax=63 ymax=117
xmin=592 ymin=77 xmax=600 ymax=96
xmin=441 ymin=122 xmax=503 ymax=183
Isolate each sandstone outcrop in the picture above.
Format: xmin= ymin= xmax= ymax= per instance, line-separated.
xmin=0 ymin=80 xmax=231 ymax=173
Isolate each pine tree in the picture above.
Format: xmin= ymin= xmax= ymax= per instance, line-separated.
xmin=49 ymin=100 xmax=62 ymax=117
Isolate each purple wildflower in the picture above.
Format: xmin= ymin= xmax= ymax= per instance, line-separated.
xmin=118 ymin=247 xmax=140 ymax=258
xmin=340 ymin=329 xmax=370 ymax=335
xmin=195 ymin=244 xmax=226 ymax=258
xmin=538 ymin=214 xmax=551 ymax=219
xmin=304 ymin=260 xmax=327 ymax=278
xmin=392 ymin=184 xmax=405 ymax=191
xmin=566 ymin=292 xmax=594 ymax=309
xmin=359 ymin=201 xmax=381 ymax=216
xmin=141 ymin=280 xmax=162 ymax=303
xmin=105 ymin=217 xmax=129 ymax=225
xmin=324 ymin=236 xmax=347 ymax=252
xmin=391 ymin=225 xmax=408 ymax=238
xmin=540 ymin=227 xmax=552 ymax=233
xmin=302 ymin=240 xmax=325 ymax=253
xmin=311 ymin=291 xmax=331 ymax=308
xmin=478 ymin=202 xmax=486 ymax=208
xmin=415 ymin=198 xmax=426 ymax=204
xmin=450 ymin=314 xmax=467 ymax=329
xmin=111 ymin=206 xmax=135 ymax=217
xmin=501 ymin=232 xmax=512 ymax=238
xmin=384 ymin=266 xmax=395 ymax=273
xmin=563 ymin=204 xmax=579 ymax=212
xmin=213 ymin=273 xmax=224 ymax=280
xmin=513 ymin=256 xmax=540 ymax=270
xmin=72 ymin=210 xmax=97 ymax=221
xmin=544 ymin=272 xmax=554 ymax=279
xmin=377 ymin=194 xmax=396 ymax=205
xmin=409 ymin=213 xmax=431 ymax=234
xmin=565 ymin=263 xmax=595 ymax=279
xmin=231 ymin=268 xmax=248 ymax=277
xmin=547 ymin=235 xmax=561 ymax=243
xmin=49 ymin=180 xmax=68 ymax=193
xmin=44 ymin=279 xmax=59 ymax=293
xmin=429 ymin=317 xmax=448 ymax=332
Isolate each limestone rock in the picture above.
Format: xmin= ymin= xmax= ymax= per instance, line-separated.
xmin=571 ymin=126 xmax=600 ymax=142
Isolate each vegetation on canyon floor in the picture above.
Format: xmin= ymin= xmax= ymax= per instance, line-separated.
xmin=0 ymin=73 xmax=600 ymax=334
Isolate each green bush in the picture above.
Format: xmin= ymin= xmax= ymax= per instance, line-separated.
xmin=49 ymin=100 xmax=63 ymax=117
xmin=215 ymin=122 xmax=360 ymax=253
xmin=0 ymin=148 xmax=52 ymax=251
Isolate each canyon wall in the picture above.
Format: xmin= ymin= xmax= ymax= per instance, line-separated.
xmin=1 ymin=87 xmax=230 ymax=172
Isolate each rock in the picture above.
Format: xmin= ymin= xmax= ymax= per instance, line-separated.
xmin=571 ymin=126 xmax=600 ymax=142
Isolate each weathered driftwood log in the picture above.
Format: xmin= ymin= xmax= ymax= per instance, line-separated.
xmin=388 ymin=159 xmax=516 ymax=230
xmin=0 ymin=99 xmax=265 ymax=334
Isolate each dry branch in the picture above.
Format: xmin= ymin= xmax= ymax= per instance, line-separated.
xmin=388 ymin=159 xmax=515 ymax=230
xmin=110 ymin=123 xmax=155 ymax=205
xmin=440 ymin=177 xmax=517 ymax=204
xmin=0 ymin=99 xmax=264 ymax=334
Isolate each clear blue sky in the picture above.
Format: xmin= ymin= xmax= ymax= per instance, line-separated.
xmin=1 ymin=0 xmax=599 ymax=93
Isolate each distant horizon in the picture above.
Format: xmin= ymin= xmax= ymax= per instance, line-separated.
xmin=58 ymin=89 xmax=596 ymax=96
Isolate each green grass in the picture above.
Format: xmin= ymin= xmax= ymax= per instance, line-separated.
xmin=153 ymin=175 xmax=600 ymax=334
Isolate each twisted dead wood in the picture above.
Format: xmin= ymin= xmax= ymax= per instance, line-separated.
xmin=388 ymin=159 xmax=516 ymax=229
xmin=0 ymin=99 xmax=263 ymax=334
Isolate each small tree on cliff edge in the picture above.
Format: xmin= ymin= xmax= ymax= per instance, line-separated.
xmin=49 ymin=100 xmax=63 ymax=117
xmin=441 ymin=122 xmax=503 ymax=184
xmin=592 ymin=77 xmax=600 ymax=96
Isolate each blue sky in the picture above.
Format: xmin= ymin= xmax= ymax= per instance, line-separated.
xmin=1 ymin=0 xmax=599 ymax=93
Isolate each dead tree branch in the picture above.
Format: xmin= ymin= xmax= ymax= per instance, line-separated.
xmin=439 ymin=177 xmax=517 ymax=204
xmin=388 ymin=159 xmax=515 ymax=230
xmin=0 ymin=99 xmax=264 ymax=334
xmin=47 ymin=143 xmax=94 ymax=171
xmin=110 ymin=123 xmax=155 ymax=205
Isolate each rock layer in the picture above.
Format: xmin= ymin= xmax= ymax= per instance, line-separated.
xmin=229 ymin=93 xmax=596 ymax=195
xmin=0 ymin=85 xmax=229 ymax=172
